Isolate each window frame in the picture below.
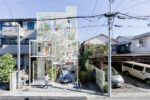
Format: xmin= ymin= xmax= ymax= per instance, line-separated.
xmin=0 ymin=22 xmax=3 ymax=30
xmin=25 ymin=39 xmax=29 ymax=45
xmin=146 ymin=68 xmax=150 ymax=73
xmin=123 ymin=63 xmax=133 ymax=68
xmin=139 ymin=39 xmax=146 ymax=48
xmin=133 ymin=65 xmax=144 ymax=71
xmin=27 ymin=22 xmax=35 ymax=30
xmin=0 ymin=38 xmax=3 ymax=47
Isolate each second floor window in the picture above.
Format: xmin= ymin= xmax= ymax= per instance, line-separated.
xmin=25 ymin=39 xmax=29 ymax=44
xmin=0 ymin=22 xmax=3 ymax=30
xmin=9 ymin=39 xmax=17 ymax=44
xmin=139 ymin=39 xmax=146 ymax=48
xmin=2 ymin=38 xmax=17 ymax=45
xmin=0 ymin=38 xmax=2 ymax=47
xmin=27 ymin=22 xmax=34 ymax=30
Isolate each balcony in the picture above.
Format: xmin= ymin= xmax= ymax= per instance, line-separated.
xmin=2 ymin=26 xmax=24 ymax=38
xmin=0 ymin=45 xmax=29 ymax=55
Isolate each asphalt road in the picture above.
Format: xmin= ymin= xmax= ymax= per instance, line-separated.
xmin=112 ymin=72 xmax=150 ymax=93
xmin=0 ymin=96 xmax=87 ymax=100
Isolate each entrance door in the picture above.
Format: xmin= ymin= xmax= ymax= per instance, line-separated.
xmin=37 ymin=59 xmax=45 ymax=79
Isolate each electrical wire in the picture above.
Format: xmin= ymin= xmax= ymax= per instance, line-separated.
xmin=114 ymin=25 xmax=150 ymax=29
xmin=82 ymin=0 xmax=99 ymax=42
xmin=0 ymin=14 xmax=105 ymax=22
xmin=3 ymin=0 xmax=14 ymax=19
xmin=118 ymin=12 xmax=149 ymax=20
xmin=1 ymin=24 xmax=107 ymax=32
xmin=119 ymin=0 xmax=150 ymax=12
xmin=113 ymin=0 xmax=123 ymax=12
xmin=0 ymin=0 xmax=52 ymax=5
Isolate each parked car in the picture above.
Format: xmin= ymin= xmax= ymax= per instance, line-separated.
xmin=104 ymin=65 xmax=124 ymax=88
xmin=60 ymin=70 xmax=72 ymax=83
xmin=122 ymin=61 xmax=150 ymax=85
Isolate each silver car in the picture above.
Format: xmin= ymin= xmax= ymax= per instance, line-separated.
xmin=104 ymin=65 xmax=124 ymax=88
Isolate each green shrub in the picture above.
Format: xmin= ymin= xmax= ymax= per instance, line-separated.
xmin=104 ymin=82 xmax=108 ymax=93
xmin=79 ymin=71 xmax=88 ymax=83
xmin=0 ymin=54 xmax=15 ymax=83
xmin=46 ymin=65 xmax=57 ymax=80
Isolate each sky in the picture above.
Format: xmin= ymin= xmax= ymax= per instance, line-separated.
xmin=0 ymin=0 xmax=150 ymax=42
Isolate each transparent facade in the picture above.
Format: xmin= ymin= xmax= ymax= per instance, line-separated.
xmin=29 ymin=6 xmax=78 ymax=84
xmin=37 ymin=6 xmax=78 ymax=64
xmin=31 ymin=41 xmax=52 ymax=57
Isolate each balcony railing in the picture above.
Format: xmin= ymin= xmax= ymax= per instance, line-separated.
xmin=2 ymin=26 xmax=24 ymax=38
xmin=0 ymin=45 xmax=29 ymax=55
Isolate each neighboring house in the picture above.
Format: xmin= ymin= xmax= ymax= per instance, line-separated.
xmin=0 ymin=18 xmax=37 ymax=69
xmin=80 ymin=34 xmax=117 ymax=55
xmin=116 ymin=36 xmax=133 ymax=53
xmin=116 ymin=32 xmax=150 ymax=54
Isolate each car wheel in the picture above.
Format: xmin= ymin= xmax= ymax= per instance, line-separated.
xmin=125 ymin=71 xmax=129 ymax=76
xmin=146 ymin=79 xmax=150 ymax=85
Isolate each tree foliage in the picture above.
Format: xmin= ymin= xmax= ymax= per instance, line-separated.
xmin=79 ymin=47 xmax=93 ymax=71
xmin=79 ymin=44 xmax=108 ymax=70
xmin=0 ymin=54 xmax=15 ymax=82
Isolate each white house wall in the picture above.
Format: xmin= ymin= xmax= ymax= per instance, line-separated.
xmin=131 ymin=37 xmax=150 ymax=54
xmin=117 ymin=36 xmax=150 ymax=54
xmin=116 ymin=37 xmax=132 ymax=42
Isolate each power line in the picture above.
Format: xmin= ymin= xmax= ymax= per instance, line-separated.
xmin=119 ymin=0 xmax=150 ymax=12
xmin=3 ymin=0 xmax=14 ymax=19
xmin=0 ymin=0 xmax=52 ymax=5
xmin=84 ymin=0 xmax=98 ymax=41
xmin=0 ymin=14 xmax=105 ymax=22
xmin=114 ymin=25 xmax=150 ymax=29
xmin=118 ymin=12 xmax=149 ymax=20
xmin=83 ymin=19 xmax=108 ymax=41
xmin=113 ymin=0 xmax=124 ymax=12
xmin=1 ymin=24 xmax=107 ymax=32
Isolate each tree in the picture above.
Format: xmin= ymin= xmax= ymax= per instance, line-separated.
xmin=79 ymin=47 xmax=93 ymax=71
xmin=0 ymin=54 xmax=15 ymax=82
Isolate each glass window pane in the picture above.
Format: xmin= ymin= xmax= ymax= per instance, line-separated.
xmin=146 ymin=68 xmax=150 ymax=73
xmin=133 ymin=65 xmax=144 ymax=71
xmin=123 ymin=63 xmax=132 ymax=68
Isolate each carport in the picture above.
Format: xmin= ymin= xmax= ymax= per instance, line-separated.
xmin=89 ymin=53 xmax=150 ymax=69
xmin=89 ymin=53 xmax=150 ymax=93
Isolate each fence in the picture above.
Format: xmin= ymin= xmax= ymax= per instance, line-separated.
xmin=95 ymin=67 xmax=105 ymax=92
xmin=10 ymin=69 xmax=28 ymax=91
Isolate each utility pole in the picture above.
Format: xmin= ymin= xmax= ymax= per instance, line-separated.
xmin=104 ymin=0 xmax=115 ymax=97
xmin=108 ymin=0 xmax=112 ymax=97
xmin=17 ymin=24 xmax=21 ymax=89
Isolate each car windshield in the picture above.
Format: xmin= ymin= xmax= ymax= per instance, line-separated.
xmin=111 ymin=68 xmax=119 ymax=75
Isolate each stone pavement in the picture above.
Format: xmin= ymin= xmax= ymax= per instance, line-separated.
xmin=0 ymin=83 xmax=150 ymax=100
xmin=0 ymin=90 xmax=150 ymax=100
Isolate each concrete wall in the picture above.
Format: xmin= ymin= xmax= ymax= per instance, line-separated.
xmin=131 ymin=37 xmax=150 ymax=54
xmin=95 ymin=68 xmax=105 ymax=92
xmin=10 ymin=72 xmax=17 ymax=91
xmin=10 ymin=69 xmax=28 ymax=91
